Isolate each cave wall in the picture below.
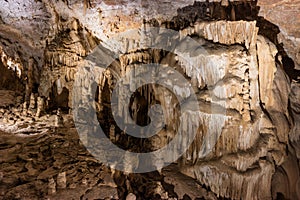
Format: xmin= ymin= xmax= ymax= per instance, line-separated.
xmin=258 ymin=0 xmax=300 ymax=70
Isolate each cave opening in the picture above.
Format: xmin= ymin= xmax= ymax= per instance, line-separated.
xmin=49 ymin=82 xmax=70 ymax=112
xmin=128 ymin=85 xmax=153 ymax=127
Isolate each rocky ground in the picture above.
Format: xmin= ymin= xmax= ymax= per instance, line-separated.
xmin=0 ymin=93 xmax=219 ymax=200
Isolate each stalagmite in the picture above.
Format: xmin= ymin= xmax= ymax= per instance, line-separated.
xmin=22 ymin=100 xmax=28 ymax=111
xmin=55 ymin=108 xmax=64 ymax=127
xmin=36 ymin=97 xmax=45 ymax=117
xmin=29 ymin=93 xmax=36 ymax=110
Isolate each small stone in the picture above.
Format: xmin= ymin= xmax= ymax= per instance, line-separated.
xmin=69 ymin=183 xmax=76 ymax=189
xmin=82 ymin=178 xmax=88 ymax=185
xmin=57 ymin=172 xmax=67 ymax=189
xmin=101 ymin=172 xmax=117 ymax=188
xmin=126 ymin=193 xmax=136 ymax=200
xmin=48 ymin=177 xmax=56 ymax=194
xmin=2 ymin=117 xmax=8 ymax=123
xmin=8 ymin=119 xmax=15 ymax=124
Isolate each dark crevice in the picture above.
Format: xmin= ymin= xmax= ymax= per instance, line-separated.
xmin=159 ymin=1 xmax=259 ymax=30
xmin=0 ymin=59 xmax=24 ymax=92
xmin=256 ymin=17 xmax=300 ymax=81
xmin=113 ymin=171 xmax=172 ymax=200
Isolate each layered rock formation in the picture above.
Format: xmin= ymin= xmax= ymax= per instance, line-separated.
xmin=0 ymin=0 xmax=299 ymax=199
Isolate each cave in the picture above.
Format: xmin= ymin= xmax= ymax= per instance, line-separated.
xmin=0 ymin=0 xmax=300 ymax=199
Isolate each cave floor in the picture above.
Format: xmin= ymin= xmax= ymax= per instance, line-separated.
xmin=0 ymin=104 xmax=216 ymax=200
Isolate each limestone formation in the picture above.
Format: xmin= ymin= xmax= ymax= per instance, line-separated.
xmin=22 ymin=101 xmax=28 ymax=116
xmin=36 ymin=97 xmax=45 ymax=117
xmin=28 ymin=93 xmax=36 ymax=110
xmin=0 ymin=0 xmax=299 ymax=200
xmin=180 ymin=20 xmax=258 ymax=49
xmin=54 ymin=109 xmax=64 ymax=127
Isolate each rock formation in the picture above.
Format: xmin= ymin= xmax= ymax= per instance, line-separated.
xmin=0 ymin=0 xmax=299 ymax=199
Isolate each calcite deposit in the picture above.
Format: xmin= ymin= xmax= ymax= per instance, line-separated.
xmin=0 ymin=0 xmax=299 ymax=199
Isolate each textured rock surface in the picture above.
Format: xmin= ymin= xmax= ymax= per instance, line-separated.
xmin=0 ymin=0 xmax=299 ymax=199
xmin=258 ymin=0 xmax=300 ymax=70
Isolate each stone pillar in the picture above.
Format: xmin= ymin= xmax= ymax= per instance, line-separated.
xmin=55 ymin=108 xmax=64 ymax=127
xmin=29 ymin=93 xmax=36 ymax=110
xmin=22 ymin=101 xmax=28 ymax=116
xmin=36 ymin=97 xmax=45 ymax=117
xmin=25 ymin=58 xmax=35 ymax=104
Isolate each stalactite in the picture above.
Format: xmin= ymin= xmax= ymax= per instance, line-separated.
xmin=181 ymin=160 xmax=274 ymax=200
xmin=242 ymin=69 xmax=251 ymax=122
xmin=177 ymin=50 xmax=228 ymax=87
xmin=180 ymin=20 xmax=258 ymax=49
